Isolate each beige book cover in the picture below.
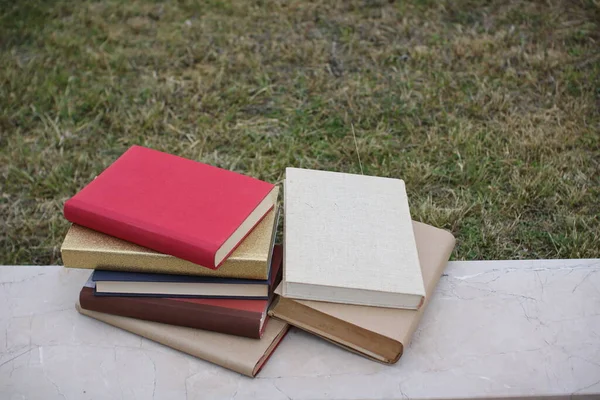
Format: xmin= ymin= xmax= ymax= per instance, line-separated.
xmin=61 ymin=190 xmax=279 ymax=280
xmin=283 ymin=168 xmax=424 ymax=309
xmin=270 ymin=221 xmax=455 ymax=364
xmin=76 ymin=303 xmax=289 ymax=377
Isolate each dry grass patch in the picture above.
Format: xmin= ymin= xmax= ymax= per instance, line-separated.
xmin=1 ymin=0 xmax=599 ymax=264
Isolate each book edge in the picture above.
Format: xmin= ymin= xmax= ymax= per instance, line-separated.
xmin=268 ymin=297 xmax=402 ymax=362
xmin=76 ymin=303 xmax=287 ymax=377
xmin=284 ymin=282 xmax=423 ymax=310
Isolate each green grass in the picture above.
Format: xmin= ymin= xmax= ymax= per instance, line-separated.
xmin=1 ymin=0 xmax=599 ymax=265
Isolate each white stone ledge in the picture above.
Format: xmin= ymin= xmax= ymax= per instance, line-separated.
xmin=0 ymin=260 xmax=598 ymax=400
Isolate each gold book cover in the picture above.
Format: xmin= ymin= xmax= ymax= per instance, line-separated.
xmin=61 ymin=193 xmax=280 ymax=280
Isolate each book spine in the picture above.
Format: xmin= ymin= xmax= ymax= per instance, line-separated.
xmin=64 ymin=199 xmax=219 ymax=269
xmin=61 ymin=247 xmax=268 ymax=279
xmin=79 ymin=289 xmax=262 ymax=339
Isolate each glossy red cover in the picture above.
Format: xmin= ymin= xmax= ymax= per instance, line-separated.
xmin=64 ymin=146 xmax=275 ymax=269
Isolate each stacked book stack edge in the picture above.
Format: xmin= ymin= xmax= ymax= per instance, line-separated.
xmin=271 ymin=221 xmax=455 ymax=363
xmin=60 ymin=145 xmax=455 ymax=377
xmin=78 ymin=244 xmax=282 ymax=338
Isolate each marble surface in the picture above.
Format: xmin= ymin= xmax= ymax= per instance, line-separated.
xmin=0 ymin=259 xmax=599 ymax=400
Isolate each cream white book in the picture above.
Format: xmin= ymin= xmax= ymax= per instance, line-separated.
xmin=283 ymin=168 xmax=425 ymax=309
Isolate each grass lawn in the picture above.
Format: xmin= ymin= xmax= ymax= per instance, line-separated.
xmin=1 ymin=0 xmax=599 ymax=265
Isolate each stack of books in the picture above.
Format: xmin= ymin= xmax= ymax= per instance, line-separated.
xmin=272 ymin=168 xmax=455 ymax=363
xmin=61 ymin=146 xmax=456 ymax=377
xmin=61 ymin=146 xmax=288 ymax=377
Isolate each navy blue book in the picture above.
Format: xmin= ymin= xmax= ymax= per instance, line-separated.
xmin=92 ymin=246 xmax=282 ymax=299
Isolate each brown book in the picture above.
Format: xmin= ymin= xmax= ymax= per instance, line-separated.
xmin=269 ymin=221 xmax=455 ymax=364
xmin=61 ymin=198 xmax=280 ymax=280
xmin=79 ymin=246 xmax=283 ymax=338
xmin=77 ymin=303 xmax=289 ymax=377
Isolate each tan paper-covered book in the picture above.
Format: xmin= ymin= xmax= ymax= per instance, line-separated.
xmin=76 ymin=303 xmax=289 ymax=377
xmin=270 ymin=221 xmax=455 ymax=364
xmin=61 ymin=192 xmax=279 ymax=280
xmin=283 ymin=168 xmax=424 ymax=309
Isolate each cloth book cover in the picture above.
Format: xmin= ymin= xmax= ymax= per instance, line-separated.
xmin=61 ymin=205 xmax=280 ymax=280
xmin=269 ymin=221 xmax=455 ymax=364
xmin=79 ymin=277 xmax=274 ymax=338
xmin=76 ymin=303 xmax=289 ymax=377
xmin=64 ymin=145 xmax=277 ymax=269
xmin=91 ymin=245 xmax=283 ymax=299
xmin=283 ymin=168 xmax=424 ymax=309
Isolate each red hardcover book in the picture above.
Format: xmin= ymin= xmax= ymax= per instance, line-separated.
xmin=79 ymin=245 xmax=283 ymax=338
xmin=64 ymin=146 xmax=277 ymax=269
